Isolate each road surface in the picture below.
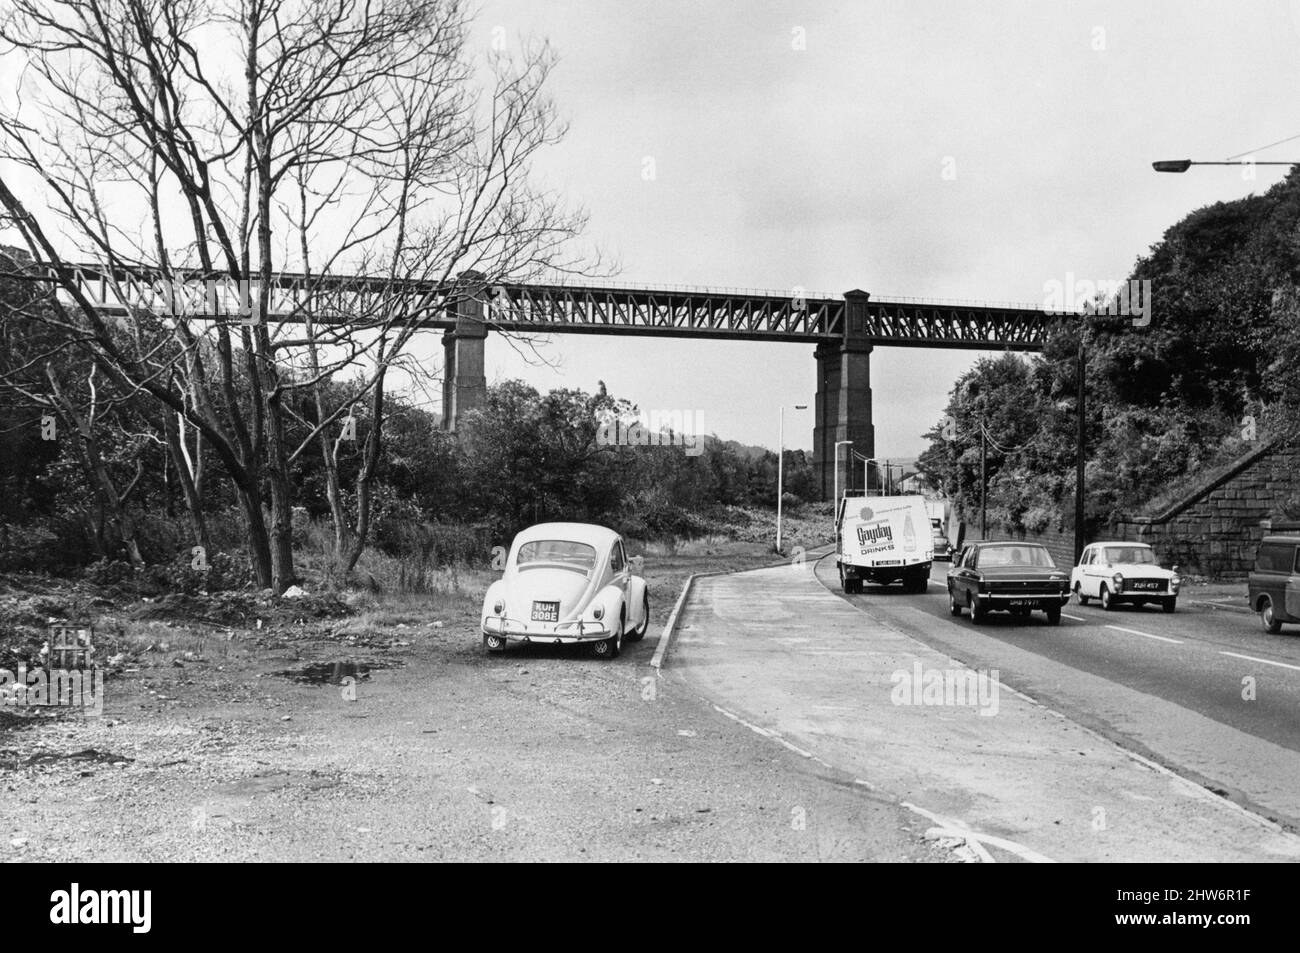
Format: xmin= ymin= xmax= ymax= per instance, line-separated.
xmin=830 ymin=557 xmax=1300 ymax=830
xmin=667 ymin=556 xmax=1300 ymax=861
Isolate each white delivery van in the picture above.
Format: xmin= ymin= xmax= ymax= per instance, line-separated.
xmin=836 ymin=492 xmax=933 ymax=594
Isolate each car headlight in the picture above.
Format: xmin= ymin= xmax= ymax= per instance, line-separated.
xmin=592 ymin=605 xmax=604 ymax=620
xmin=1170 ymin=575 xmax=1181 ymax=590
xmin=493 ymin=600 xmax=504 ymax=615
xmin=1111 ymin=572 xmax=1124 ymax=591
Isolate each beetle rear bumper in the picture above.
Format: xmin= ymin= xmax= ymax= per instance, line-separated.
xmin=482 ymin=616 xmax=613 ymax=643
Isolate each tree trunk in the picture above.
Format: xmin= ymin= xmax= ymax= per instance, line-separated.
xmin=236 ymin=482 xmax=274 ymax=589
xmin=164 ymin=409 xmax=210 ymax=554
xmin=341 ymin=367 xmax=387 ymax=575
xmin=45 ymin=369 xmax=144 ymax=567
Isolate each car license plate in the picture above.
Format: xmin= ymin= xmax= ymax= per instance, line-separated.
xmin=1009 ymin=599 xmax=1032 ymax=606
xmin=876 ymin=559 xmax=901 ymax=566
xmin=530 ymin=601 xmax=559 ymax=622
xmin=1132 ymin=581 xmax=1159 ymax=591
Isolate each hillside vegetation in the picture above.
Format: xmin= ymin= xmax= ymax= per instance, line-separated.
xmin=918 ymin=169 xmax=1300 ymax=535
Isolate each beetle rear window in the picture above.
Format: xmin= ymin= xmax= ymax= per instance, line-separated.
xmin=517 ymin=540 xmax=598 ymax=573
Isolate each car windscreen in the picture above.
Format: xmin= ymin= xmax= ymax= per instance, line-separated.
xmin=1105 ymin=546 xmax=1155 ymax=565
xmin=977 ymin=545 xmax=1056 ymax=569
xmin=516 ymin=540 xmax=598 ymax=574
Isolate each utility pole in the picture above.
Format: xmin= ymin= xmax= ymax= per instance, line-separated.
xmin=979 ymin=424 xmax=988 ymax=540
xmin=1075 ymin=328 xmax=1087 ymax=563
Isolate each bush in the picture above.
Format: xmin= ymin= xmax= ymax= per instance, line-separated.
xmin=0 ymin=523 xmax=61 ymax=572
xmin=371 ymin=509 xmax=494 ymax=567
xmin=142 ymin=549 xmax=251 ymax=595
xmin=83 ymin=557 xmax=137 ymax=586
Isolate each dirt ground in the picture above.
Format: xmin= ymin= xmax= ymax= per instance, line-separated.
xmin=0 ymin=534 xmax=945 ymax=862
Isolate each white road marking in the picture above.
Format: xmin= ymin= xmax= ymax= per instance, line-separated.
xmin=711 ymin=704 xmax=832 ymax=768
xmin=652 ymin=570 xmax=728 ymax=669
xmin=899 ymin=799 xmax=1056 ymax=864
xmin=1219 ymin=651 xmax=1300 ymax=673
xmin=1061 ymin=613 xmax=1086 ymax=622
xmin=1105 ymin=624 xmax=1183 ymax=645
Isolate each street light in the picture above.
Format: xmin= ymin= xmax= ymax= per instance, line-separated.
xmin=857 ymin=455 xmax=901 ymax=494
xmin=776 ymin=403 xmax=808 ymax=553
xmin=833 ymin=439 xmax=853 ymax=531
xmin=1153 ymin=158 xmax=1297 ymax=172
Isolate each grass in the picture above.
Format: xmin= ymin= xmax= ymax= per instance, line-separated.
xmin=0 ymin=505 xmax=835 ymax=683
xmin=293 ymin=517 xmax=486 ymax=597
xmin=333 ymin=581 xmax=489 ymax=640
xmin=290 ymin=504 xmax=834 ymax=598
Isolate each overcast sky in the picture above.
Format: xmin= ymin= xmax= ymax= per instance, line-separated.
xmin=462 ymin=0 xmax=1300 ymax=455
xmin=3 ymin=1 xmax=1296 ymax=458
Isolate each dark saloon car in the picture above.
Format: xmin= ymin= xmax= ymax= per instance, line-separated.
xmin=947 ymin=541 xmax=1071 ymax=625
xmin=1248 ymin=535 xmax=1300 ymax=634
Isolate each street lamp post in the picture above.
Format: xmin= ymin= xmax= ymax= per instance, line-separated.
xmin=776 ymin=404 xmax=808 ymax=553
xmin=858 ymin=456 xmax=900 ymax=495
xmin=1153 ymin=159 xmax=1297 ymax=173
xmin=833 ymin=439 xmax=853 ymax=534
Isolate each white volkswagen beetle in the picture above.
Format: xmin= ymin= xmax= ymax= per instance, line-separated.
xmin=481 ymin=522 xmax=650 ymax=658
xmin=1070 ymin=541 xmax=1181 ymax=612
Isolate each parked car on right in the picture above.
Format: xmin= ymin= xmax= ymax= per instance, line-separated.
xmin=1070 ymin=541 xmax=1180 ymax=612
xmin=1248 ymin=535 xmax=1300 ymax=633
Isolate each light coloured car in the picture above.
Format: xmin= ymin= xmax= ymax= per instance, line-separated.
xmin=1071 ymin=541 xmax=1180 ymax=612
xmin=481 ymin=522 xmax=649 ymax=658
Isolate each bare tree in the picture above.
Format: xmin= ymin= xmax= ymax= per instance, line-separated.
xmin=0 ymin=0 xmax=587 ymax=590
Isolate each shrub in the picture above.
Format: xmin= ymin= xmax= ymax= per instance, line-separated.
xmin=0 ymin=523 xmax=60 ymax=572
xmin=142 ymin=549 xmax=252 ymax=595
xmin=83 ymin=557 xmax=137 ymax=586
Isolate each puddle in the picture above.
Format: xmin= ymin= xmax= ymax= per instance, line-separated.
xmin=213 ymin=770 xmax=339 ymax=797
xmin=0 ymin=711 xmax=45 ymax=732
xmin=0 ymin=748 xmax=134 ymax=769
xmin=269 ymin=658 xmax=397 ymax=685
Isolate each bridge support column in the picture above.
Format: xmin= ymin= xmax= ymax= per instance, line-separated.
xmin=813 ymin=290 xmax=875 ymax=501
xmin=441 ymin=275 xmax=488 ymax=432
